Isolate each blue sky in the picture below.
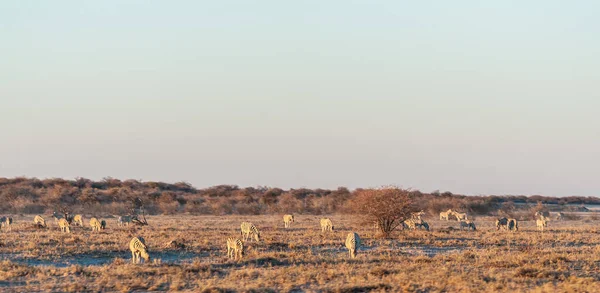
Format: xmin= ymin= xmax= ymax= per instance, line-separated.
xmin=1 ymin=1 xmax=599 ymax=196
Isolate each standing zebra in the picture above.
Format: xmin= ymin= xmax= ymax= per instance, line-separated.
xmin=536 ymin=216 xmax=548 ymax=231
xmin=226 ymin=237 xmax=244 ymax=260
xmin=0 ymin=217 xmax=13 ymax=232
xmin=73 ymin=215 xmax=84 ymax=227
xmin=345 ymin=232 xmax=360 ymax=258
xmin=90 ymin=217 xmax=103 ymax=232
xmin=439 ymin=209 xmax=453 ymax=221
xmin=58 ymin=218 xmax=70 ymax=233
xmin=34 ymin=215 xmax=46 ymax=228
xmin=118 ymin=215 xmax=134 ymax=227
xmin=508 ymin=219 xmax=519 ymax=231
xmin=496 ymin=217 xmax=509 ymax=230
xmin=320 ymin=218 xmax=334 ymax=232
xmin=240 ymin=222 xmax=261 ymax=242
xmin=283 ymin=214 xmax=294 ymax=228
xmin=129 ymin=237 xmax=150 ymax=264
xmin=453 ymin=211 xmax=468 ymax=221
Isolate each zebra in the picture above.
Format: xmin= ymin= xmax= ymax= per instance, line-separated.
xmin=226 ymin=238 xmax=244 ymax=260
xmin=459 ymin=220 xmax=476 ymax=231
xmin=345 ymin=232 xmax=360 ymax=258
xmin=536 ymin=216 xmax=548 ymax=231
xmin=556 ymin=212 xmax=565 ymax=221
xmin=403 ymin=218 xmax=417 ymax=230
xmin=58 ymin=218 xmax=70 ymax=233
xmin=240 ymin=222 xmax=261 ymax=242
xmin=117 ymin=215 xmax=135 ymax=226
xmin=453 ymin=211 xmax=468 ymax=221
xmin=34 ymin=215 xmax=46 ymax=228
xmin=439 ymin=209 xmax=453 ymax=221
xmin=90 ymin=217 xmax=103 ymax=232
xmin=496 ymin=217 xmax=509 ymax=231
xmin=320 ymin=218 xmax=334 ymax=232
xmin=130 ymin=237 xmax=150 ymax=264
xmin=283 ymin=214 xmax=294 ymax=228
xmin=0 ymin=217 xmax=13 ymax=232
xmin=52 ymin=212 xmax=64 ymax=224
xmin=73 ymin=214 xmax=84 ymax=227
xmin=508 ymin=219 xmax=519 ymax=231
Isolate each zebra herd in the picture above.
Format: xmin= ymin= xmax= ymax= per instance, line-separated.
xmin=28 ymin=213 xmax=138 ymax=233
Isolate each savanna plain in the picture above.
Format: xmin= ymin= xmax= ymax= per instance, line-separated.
xmin=1 ymin=215 xmax=600 ymax=292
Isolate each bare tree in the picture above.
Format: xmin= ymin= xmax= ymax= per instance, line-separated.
xmin=350 ymin=187 xmax=417 ymax=238
xmin=130 ymin=198 xmax=148 ymax=226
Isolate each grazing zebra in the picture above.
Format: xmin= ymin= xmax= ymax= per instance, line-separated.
xmin=73 ymin=214 xmax=84 ymax=227
xmin=240 ymin=222 xmax=261 ymax=242
xmin=536 ymin=217 xmax=548 ymax=231
xmin=345 ymin=232 xmax=360 ymax=258
xmin=118 ymin=215 xmax=134 ymax=226
xmin=320 ymin=218 xmax=334 ymax=232
xmin=34 ymin=215 xmax=46 ymax=228
xmin=453 ymin=211 xmax=468 ymax=221
xmin=496 ymin=217 xmax=509 ymax=231
xmin=459 ymin=220 xmax=476 ymax=231
xmin=58 ymin=218 xmax=70 ymax=233
xmin=439 ymin=209 xmax=453 ymax=221
xmin=0 ymin=217 xmax=13 ymax=232
xmin=90 ymin=217 xmax=103 ymax=232
xmin=130 ymin=237 xmax=150 ymax=264
xmin=283 ymin=214 xmax=294 ymax=228
xmin=226 ymin=238 xmax=244 ymax=260
xmin=508 ymin=219 xmax=519 ymax=231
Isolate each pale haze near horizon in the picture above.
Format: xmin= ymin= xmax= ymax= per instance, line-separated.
xmin=1 ymin=1 xmax=598 ymax=196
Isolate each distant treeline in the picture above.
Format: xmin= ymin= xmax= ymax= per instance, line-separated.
xmin=0 ymin=177 xmax=598 ymax=216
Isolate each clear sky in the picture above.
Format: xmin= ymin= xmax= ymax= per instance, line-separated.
xmin=1 ymin=1 xmax=599 ymax=196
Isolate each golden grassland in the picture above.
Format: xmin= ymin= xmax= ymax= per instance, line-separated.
xmin=0 ymin=214 xmax=599 ymax=292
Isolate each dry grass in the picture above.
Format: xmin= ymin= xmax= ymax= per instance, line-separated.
xmin=0 ymin=215 xmax=599 ymax=292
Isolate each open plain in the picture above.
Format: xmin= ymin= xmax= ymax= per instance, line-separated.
xmin=0 ymin=215 xmax=599 ymax=292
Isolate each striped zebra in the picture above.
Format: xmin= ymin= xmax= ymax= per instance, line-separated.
xmin=58 ymin=218 xmax=70 ymax=233
xmin=240 ymin=222 xmax=261 ymax=242
xmin=453 ymin=211 xmax=468 ymax=221
xmin=536 ymin=216 xmax=548 ymax=231
xmin=52 ymin=212 xmax=64 ymax=225
xmin=411 ymin=211 xmax=425 ymax=220
xmin=73 ymin=215 xmax=84 ymax=227
xmin=439 ymin=209 xmax=453 ymax=221
xmin=130 ymin=237 xmax=150 ymax=264
xmin=320 ymin=218 xmax=334 ymax=232
xmin=496 ymin=217 xmax=509 ymax=231
xmin=34 ymin=215 xmax=46 ymax=228
xmin=459 ymin=220 xmax=476 ymax=231
xmin=118 ymin=215 xmax=134 ymax=226
xmin=90 ymin=217 xmax=103 ymax=232
xmin=556 ymin=212 xmax=564 ymax=221
xmin=283 ymin=214 xmax=294 ymax=228
xmin=345 ymin=232 xmax=360 ymax=258
xmin=0 ymin=217 xmax=13 ymax=232
xmin=226 ymin=237 xmax=244 ymax=260
xmin=508 ymin=219 xmax=519 ymax=231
